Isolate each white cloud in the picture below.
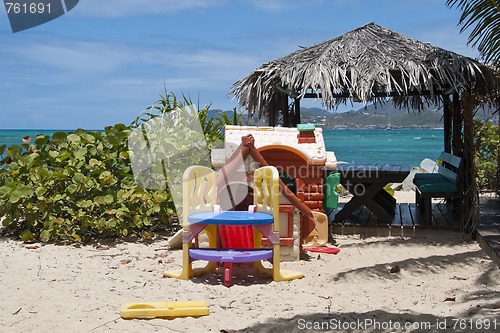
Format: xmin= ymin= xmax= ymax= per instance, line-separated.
xmin=10 ymin=41 xmax=134 ymax=76
xmin=2 ymin=33 xmax=261 ymax=104
xmin=245 ymin=0 xmax=326 ymax=11
xmin=159 ymin=49 xmax=259 ymax=74
xmin=27 ymin=112 xmax=51 ymax=123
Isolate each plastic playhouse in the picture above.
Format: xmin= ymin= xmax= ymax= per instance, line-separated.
xmin=211 ymin=125 xmax=339 ymax=261
xmin=163 ymin=124 xmax=341 ymax=286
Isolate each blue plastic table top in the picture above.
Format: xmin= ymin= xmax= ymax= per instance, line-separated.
xmin=188 ymin=211 xmax=273 ymax=225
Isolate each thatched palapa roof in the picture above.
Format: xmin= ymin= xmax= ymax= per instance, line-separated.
xmin=230 ymin=22 xmax=495 ymax=119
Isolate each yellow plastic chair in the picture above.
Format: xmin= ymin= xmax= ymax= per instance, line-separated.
xmin=164 ymin=165 xmax=219 ymax=280
xmin=252 ymin=166 xmax=303 ymax=282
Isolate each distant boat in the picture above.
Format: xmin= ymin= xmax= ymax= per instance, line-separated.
xmin=385 ymin=126 xmax=392 ymax=130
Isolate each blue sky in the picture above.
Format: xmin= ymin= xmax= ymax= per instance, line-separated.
xmin=0 ymin=0 xmax=478 ymax=130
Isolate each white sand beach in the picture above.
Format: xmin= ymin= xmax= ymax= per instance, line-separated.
xmin=1 ymin=191 xmax=499 ymax=333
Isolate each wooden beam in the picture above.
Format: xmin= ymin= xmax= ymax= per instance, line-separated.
xmin=443 ymin=94 xmax=452 ymax=154
xmin=281 ymin=93 xmax=289 ymax=127
xmin=303 ymin=89 xmax=449 ymax=99
xmin=276 ymin=86 xmax=299 ymax=99
xmin=294 ymin=98 xmax=301 ymax=125
xmin=268 ymin=108 xmax=276 ymax=126
xmin=452 ymin=92 xmax=463 ymax=157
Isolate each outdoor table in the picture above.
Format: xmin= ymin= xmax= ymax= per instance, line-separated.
xmin=324 ymin=163 xmax=411 ymax=223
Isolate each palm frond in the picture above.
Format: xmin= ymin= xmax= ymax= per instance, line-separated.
xmin=447 ymin=0 xmax=500 ymax=64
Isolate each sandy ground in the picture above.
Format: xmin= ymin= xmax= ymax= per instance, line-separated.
xmin=1 ymin=191 xmax=499 ymax=333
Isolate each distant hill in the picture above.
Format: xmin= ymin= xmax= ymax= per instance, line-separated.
xmin=300 ymin=103 xmax=497 ymax=129
xmin=208 ymin=103 xmax=497 ymax=129
xmin=300 ymin=104 xmax=444 ymax=129
xmin=207 ymin=109 xmax=236 ymax=120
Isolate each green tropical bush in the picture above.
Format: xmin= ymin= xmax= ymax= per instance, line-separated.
xmin=474 ymin=120 xmax=499 ymax=191
xmin=0 ymin=91 xmax=242 ymax=242
xmin=0 ymin=125 xmax=173 ymax=242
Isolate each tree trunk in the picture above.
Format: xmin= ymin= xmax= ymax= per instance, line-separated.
xmin=461 ymin=90 xmax=478 ymax=234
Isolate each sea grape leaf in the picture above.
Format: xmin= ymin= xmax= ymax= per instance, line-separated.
xmin=21 ymin=230 xmax=35 ymax=242
xmin=0 ymin=186 xmax=11 ymax=198
xmin=89 ymin=158 xmax=101 ymax=167
xmin=74 ymin=147 xmax=87 ymax=160
xmin=51 ymin=131 xmax=68 ymax=143
xmin=9 ymin=185 xmax=34 ymax=203
xmin=67 ymin=134 xmax=81 ymax=144
xmin=67 ymin=184 xmax=78 ymax=194
xmin=77 ymin=200 xmax=93 ymax=208
xmin=35 ymin=187 xmax=47 ymax=196
xmin=6 ymin=145 xmax=21 ymax=158
xmin=73 ymin=173 xmax=85 ymax=183
xmin=80 ymin=133 xmax=95 ymax=143
xmin=40 ymin=230 xmax=51 ymax=242
xmin=35 ymin=135 xmax=50 ymax=145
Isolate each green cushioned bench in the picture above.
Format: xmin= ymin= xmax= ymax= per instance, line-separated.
xmin=413 ymin=152 xmax=462 ymax=225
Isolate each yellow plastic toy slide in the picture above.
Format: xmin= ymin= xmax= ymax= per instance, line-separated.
xmin=120 ymin=300 xmax=209 ymax=319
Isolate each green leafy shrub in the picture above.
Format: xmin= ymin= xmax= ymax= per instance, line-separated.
xmin=0 ymin=125 xmax=173 ymax=242
xmin=474 ymin=120 xmax=499 ymax=191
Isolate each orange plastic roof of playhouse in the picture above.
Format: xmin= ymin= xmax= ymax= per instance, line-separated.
xmin=212 ymin=125 xmax=337 ymax=167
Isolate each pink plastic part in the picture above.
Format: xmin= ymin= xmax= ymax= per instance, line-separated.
xmin=304 ymin=246 xmax=341 ymax=254
xmin=224 ymin=263 xmax=232 ymax=287
xmin=183 ymin=224 xmax=207 ymax=243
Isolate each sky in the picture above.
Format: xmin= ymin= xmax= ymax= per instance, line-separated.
xmin=0 ymin=0 xmax=479 ymax=130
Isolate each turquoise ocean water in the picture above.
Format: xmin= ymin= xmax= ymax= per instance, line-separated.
xmin=323 ymin=129 xmax=443 ymax=167
xmin=0 ymin=128 xmax=443 ymax=168
xmin=0 ymin=130 xmax=65 ymax=147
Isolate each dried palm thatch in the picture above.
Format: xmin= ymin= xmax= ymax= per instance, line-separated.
xmin=230 ymin=22 xmax=496 ymax=119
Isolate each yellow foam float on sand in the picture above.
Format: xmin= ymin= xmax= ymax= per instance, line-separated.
xmin=120 ymin=300 xmax=209 ymax=319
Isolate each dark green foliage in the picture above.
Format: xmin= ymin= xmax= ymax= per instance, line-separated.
xmin=474 ymin=120 xmax=499 ymax=191
xmin=0 ymin=126 xmax=173 ymax=242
